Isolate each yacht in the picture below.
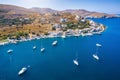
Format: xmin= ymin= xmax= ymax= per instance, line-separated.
xmin=33 ymin=46 xmax=36 ymax=49
xmin=52 ymin=40 xmax=58 ymax=46
xmin=41 ymin=48 xmax=45 ymax=52
xmin=96 ymin=43 xmax=102 ymax=47
xmin=7 ymin=49 xmax=13 ymax=53
xmin=73 ymin=59 xmax=79 ymax=66
xmin=18 ymin=67 xmax=27 ymax=75
xmin=93 ymin=54 xmax=99 ymax=60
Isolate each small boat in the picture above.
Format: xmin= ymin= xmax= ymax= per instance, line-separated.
xmin=61 ymin=35 xmax=66 ymax=38
xmin=96 ymin=43 xmax=102 ymax=47
xmin=73 ymin=59 xmax=79 ymax=66
xmin=86 ymin=33 xmax=93 ymax=36
xmin=81 ymin=33 xmax=85 ymax=36
xmin=62 ymin=32 xmax=66 ymax=38
xmin=73 ymin=52 xmax=79 ymax=66
xmin=93 ymin=54 xmax=99 ymax=60
xmin=12 ymin=41 xmax=17 ymax=44
xmin=33 ymin=46 xmax=36 ymax=49
xmin=7 ymin=49 xmax=13 ymax=53
xmin=41 ymin=48 xmax=45 ymax=52
xmin=75 ymin=34 xmax=79 ymax=37
xmin=52 ymin=40 xmax=58 ymax=46
xmin=18 ymin=67 xmax=27 ymax=75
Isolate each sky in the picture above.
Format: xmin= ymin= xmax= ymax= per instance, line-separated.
xmin=0 ymin=0 xmax=120 ymax=14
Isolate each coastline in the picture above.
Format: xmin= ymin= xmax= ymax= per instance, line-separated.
xmin=0 ymin=25 xmax=105 ymax=46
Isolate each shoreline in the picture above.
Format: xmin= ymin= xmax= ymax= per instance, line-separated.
xmin=0 ymin=25 xmax=105 ymax=46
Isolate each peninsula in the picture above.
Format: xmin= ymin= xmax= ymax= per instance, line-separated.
xmin=0 ymin=4 xmax=109 ymax=45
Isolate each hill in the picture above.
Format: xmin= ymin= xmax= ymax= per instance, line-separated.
xmin=0 ymin=4 xmax=39 ymax=18
xmin=30 ymin=7 xmax=58 ymax=14
xmin=0 ymin=4 xmax=118 ymax=18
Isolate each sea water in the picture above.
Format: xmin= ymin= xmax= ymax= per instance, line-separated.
xmin=0 ymin=18 xmax=120 ymax=80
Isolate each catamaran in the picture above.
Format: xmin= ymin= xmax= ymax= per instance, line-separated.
xmin=7 ymin=49 xmax=13 ymax=53
xmin=52 ymin=40 xmax=58 ymax=46
xmin=18 ymin=67 xmax=27 ymax=75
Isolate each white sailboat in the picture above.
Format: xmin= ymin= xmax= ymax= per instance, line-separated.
xmin=52 ymin=40 xmax=58 ymax=46
xmin=41 ymin=48 xmax=45 ymax=52
xmin=18 ymin=67 xmax=27 ymax=75
xmin=33 ymin=46 xmax=36 ymax=49
xmin=96 ymin=43 xmax=102 ymax=47
xmin=7 ymin=49 xmax=13 ymax=53
xmin=73 ymin=52 xmax=79 ymax=66
xmin=73 ymin=59 xmax=79 ymax=66
xmin=93 ymin=54 xmax=99 ymax=60
xmin=40 ymin=39 xmax=45 ymax=52
xmin=93 ymin=43 xmax=101 ymax=60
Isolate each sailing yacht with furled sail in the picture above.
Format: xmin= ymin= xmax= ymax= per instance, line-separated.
xmin=7 ymin=49 xmax=13 ymax=53
xmin=40 ymin=39 xmax=45 ymax=52
xmin=33 ymin=46 xmax=36 ymax=50
xmin=73 ymin=52 xmax=79 ymax=66
xmin=41 ymin=48 xmax=45 ymax=52
xmin=52 ymin=40 xmax=58 ymax=46
xmin=92 ymin=54 xmax=99 ymax=60
xmin=18 ymin=67 xmax=27 ymax=75
xmin=96 ymin=43 xmax=102 ymax=47
xmin=93 ymin=43 xmax=101 ymax=60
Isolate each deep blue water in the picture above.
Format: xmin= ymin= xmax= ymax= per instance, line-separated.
xmin=0 ymin=18 xmax=120 ymax=80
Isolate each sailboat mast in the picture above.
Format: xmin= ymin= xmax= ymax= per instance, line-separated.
xmin=75 ymin=52 xmax=78 ymax=60
xmin=95 ymin=46 xmax=99 ymax=54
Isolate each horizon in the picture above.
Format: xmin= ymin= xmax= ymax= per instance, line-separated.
xmin=0 ymin=0 xmax=120 ymax=14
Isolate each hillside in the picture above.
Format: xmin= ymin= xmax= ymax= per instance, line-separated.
xmin=30 ymin=7 xmax=58 ymax=14
xmin=30 ymin=8 xmax=118 ymax=18
xmin=0 ymin=4 xmax=39 ymax=18
xmin=0 ymin=4 xmax=118 ymax=18
xmin=0 ymin=4 xmax=115 ymax=41
xmin=62 ymin=9 xmax=117 ymax=18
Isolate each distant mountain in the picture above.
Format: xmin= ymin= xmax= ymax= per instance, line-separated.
xmin=0 ymin=4 xmax=38 ymax=18
xmin=62 ymin=9 xmax=90 ymax=15
xmin=30 ymin=7 xmax=58 ymax=14
xmin=0 ymin=4 xmax=118 ymax=18
xmin=62 ymin=9 xmax=117 ymax=18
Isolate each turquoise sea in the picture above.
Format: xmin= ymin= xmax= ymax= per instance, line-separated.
xmin=0 ymin=18 xmax=120 ymax=80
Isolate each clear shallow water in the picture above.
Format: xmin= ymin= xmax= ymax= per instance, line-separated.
xmin=0 ymin=18 xmax=120 ymax=80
